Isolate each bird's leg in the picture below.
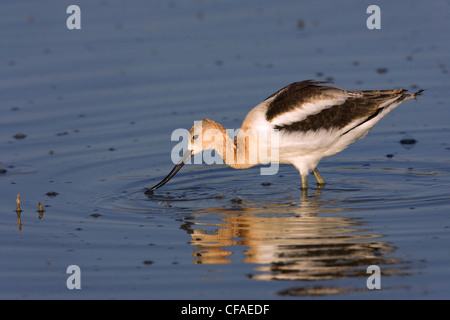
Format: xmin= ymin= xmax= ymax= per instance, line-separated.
xmin=300 ymin=175 xmax=308 ymax=197
xmin=312 ymin=168 xmax=325 ymax=186
xmin=301 ymin=174 xmax=308 ymax=190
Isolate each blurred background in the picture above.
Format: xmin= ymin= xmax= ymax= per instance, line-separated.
xmin=0 ymin=0 xmax=449 ymax=299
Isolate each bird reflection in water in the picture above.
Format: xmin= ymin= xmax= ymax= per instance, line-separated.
xmin=180 ymin=189 xmax=409 ymax=296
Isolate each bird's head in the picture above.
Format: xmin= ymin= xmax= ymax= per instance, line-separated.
xmin=145 ymin=118 xmax=227 ymax=194
xmin=188 ymin=118 xmax=226 ymax=155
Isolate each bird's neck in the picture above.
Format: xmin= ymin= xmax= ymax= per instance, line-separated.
xmin=216 ymin=129 xmax=258 ymax=170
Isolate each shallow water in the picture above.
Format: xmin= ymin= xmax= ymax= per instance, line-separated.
xmin=1 ymin=0 xmax=450 ymax=299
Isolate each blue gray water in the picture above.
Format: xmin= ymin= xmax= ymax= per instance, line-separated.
xmin=1 ymin=0 xmax=449 ymax=299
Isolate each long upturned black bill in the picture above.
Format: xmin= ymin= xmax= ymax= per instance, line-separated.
xmin=145 ymin=151 xmax=192 ymax=194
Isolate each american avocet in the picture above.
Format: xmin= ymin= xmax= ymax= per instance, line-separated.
xmin=146 ymin=80 xmax=422 ymax=194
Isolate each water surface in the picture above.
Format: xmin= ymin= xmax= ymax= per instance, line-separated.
xmin=1 ymin=0 xmax=449 ymax=299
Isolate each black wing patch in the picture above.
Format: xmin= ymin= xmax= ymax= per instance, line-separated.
xmin=273 ymin=97 xmax=381 ymax=133
xmin=265 ymin=80 xmax=334 ymax=122
xmin=270 ymin=83 xmax=411 ymax=134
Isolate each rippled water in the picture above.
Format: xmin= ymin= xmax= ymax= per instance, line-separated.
xmin=1 ymin=0 xmax=449 ymax=299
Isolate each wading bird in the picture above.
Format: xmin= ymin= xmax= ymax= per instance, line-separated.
xmin=146 ymin=80 xmax=422 ymax=194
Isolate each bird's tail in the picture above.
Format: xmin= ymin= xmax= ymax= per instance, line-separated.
xmin=404 ymin=89 xmax=424 ymax=101
xmin=412 ymin=89 xmax=424 ymax=98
